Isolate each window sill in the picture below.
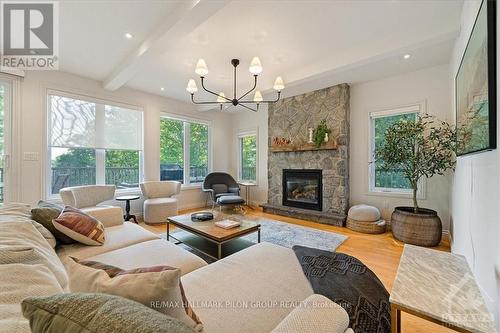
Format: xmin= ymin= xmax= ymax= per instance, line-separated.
xmin=366 ymin=190 xmax=425 ymax=200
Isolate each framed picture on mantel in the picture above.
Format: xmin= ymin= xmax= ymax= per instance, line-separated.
xmin=455 ymin=0 xmax=497 ymax=156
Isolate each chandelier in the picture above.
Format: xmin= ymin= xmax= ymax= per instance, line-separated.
xmin=186 ymin=57 xmax=285 ymax=112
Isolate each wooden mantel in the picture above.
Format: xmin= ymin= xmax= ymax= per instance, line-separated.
xmin=270 ymin=140 xmax=338 ymax=153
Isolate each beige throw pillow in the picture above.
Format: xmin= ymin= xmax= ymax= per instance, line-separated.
xmin=22 ymin=293 xmax=197 ymax=333
xmin=52 ymin=206 xmax=105 ymax=245
xmin=66 ymin=258 xmax=203 ymax=331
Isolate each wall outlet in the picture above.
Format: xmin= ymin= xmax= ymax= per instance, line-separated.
xmin=23 ymin=152 xmax=39 ymax=161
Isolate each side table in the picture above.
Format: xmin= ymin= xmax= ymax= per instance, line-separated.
xmin=238 ymin=181 xmax=257 ymax=210
xmin=116 ymin=195 xmax=140 ymax=224
xmin=390 ymin=244 xmax=495 ymax=333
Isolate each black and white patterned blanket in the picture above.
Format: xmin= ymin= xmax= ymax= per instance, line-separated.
xmin=293 ymin=245 xmax=391 ymax=333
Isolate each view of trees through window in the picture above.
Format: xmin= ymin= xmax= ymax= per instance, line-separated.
xmin=373 ymin=112 xmax=417 ymax=190
xmin=239 ymin=135 xmax=257 ymax=182
xmin=48 ymin=94 xmax=143 ymax=194
xmin=50 ymin=148 xmax=140 ymax=194
xmin=160 ymin=117 xmax=209 ymax=184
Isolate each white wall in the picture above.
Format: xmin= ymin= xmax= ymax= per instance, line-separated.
xmin=450 ymin=0 xmax=499 ymax=326
xmin=228 ymin=105 xmax=268 ymax=206
xmin=350 ymin=64 xmax=453 ymax=229
xmin=14 ymin=70 xmax=232 ymax=213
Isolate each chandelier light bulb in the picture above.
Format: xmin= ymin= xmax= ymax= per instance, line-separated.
xmin=195 ymin=59 xmax=208 ymax=76
xmin=273 ymin=76 xmax=285 ymax=91
xmin=249 ymin=56 xmax=263 ymax=75
xmin=217 ymin=92 xmax=226 ymax=103
xmin=253 ymin=90 xmax=263 ymax=103
xmin=186 ymin=79 xmax=198 ymax=94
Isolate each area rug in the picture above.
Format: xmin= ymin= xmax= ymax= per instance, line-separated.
xmin=161 ymin=215 xmax=347 ymax=262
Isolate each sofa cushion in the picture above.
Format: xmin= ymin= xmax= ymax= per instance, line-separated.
xmin=0 ymin=203 xmax=57 ymax=248
xmin=21 ymin=293 xmax=196 ymax=333
xmin=181 ymin=242 xmax=313 ymax=333
xmin=66 ymin=258 xmax=202 ymax=331
xmin=53 ymin=206 xmax=105 ymax=246
xmin=0 ymin=221 xmax=69 ymax=290
xmin=211 ymin=183 xmax=228 ymax=195
xmin=57 ymin=222 xmax=160 ymax=260
xmin=216 ymin=195 xmax=245 ymax=205
xmin=82 ymin=206 xmax=124 ymax=228
xmin=0 ymin=264 xmax=63 ymax=333
xmin=31 ymin=206 xmax=75 ymax=245
xmin=86 ymin=239 xmax=207 ymax=275
xmin=271 ymin=294 xmax=351 ymax=333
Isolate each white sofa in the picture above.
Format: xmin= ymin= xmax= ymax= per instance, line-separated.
xmin=0 ymin=203 xmax=352 ymax=333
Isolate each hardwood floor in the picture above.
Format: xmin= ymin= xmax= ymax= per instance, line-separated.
xmin=142 ymin=206 xmax=454 ymax=333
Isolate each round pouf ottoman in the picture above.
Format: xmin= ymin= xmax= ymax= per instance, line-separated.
xmin=346 ymin=204 xmax=386 ymax=234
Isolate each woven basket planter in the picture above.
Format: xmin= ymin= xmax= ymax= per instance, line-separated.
xmin=391 ymin=207 xmax=442 ymax=247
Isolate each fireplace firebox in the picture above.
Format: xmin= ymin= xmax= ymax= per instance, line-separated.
xmin=282 ymin=169 xmax=322 ymax=211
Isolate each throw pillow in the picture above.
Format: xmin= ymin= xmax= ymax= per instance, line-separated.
xmin=66 ymin=258 xmax=203 ymax=331
xmin=31 ymin=206 xmax=75 ymax=245
xmin=52 ymin=206 xmax=105 ymax=246
xmin=21 ymin=293 xmax=197 ymax=333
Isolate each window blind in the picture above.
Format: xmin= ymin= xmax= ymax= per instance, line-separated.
xmin=49 ymin=94 xmax=143 ymax=151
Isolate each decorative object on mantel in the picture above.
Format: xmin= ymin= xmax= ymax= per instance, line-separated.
xmin=186 ymin=57 xmax=285 ymax=112
xmin=272 ymin=137 xmax=292 ymax=147
xmin=313 ymin=119 xmax=332 ymax=148
xmin=390 ymin=244 xmax=496 ymax=333
xmin=375 ymin=114 xmax=456 ymax=247
xmin=346 ymin=204 xmax=386 ymax=234
xmin=307 ymin=127 xmax=314 ymax=143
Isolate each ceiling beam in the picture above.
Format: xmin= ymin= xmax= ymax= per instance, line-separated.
xmin=103 ymin=0 xmax=230 ymax=91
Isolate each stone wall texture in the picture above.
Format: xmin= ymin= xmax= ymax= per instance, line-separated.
xmin=267 ymin=83 xmax=350 ymax=214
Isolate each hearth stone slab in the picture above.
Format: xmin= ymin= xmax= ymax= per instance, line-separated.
xmin=260 ymin=203 xmax=346 ymax=227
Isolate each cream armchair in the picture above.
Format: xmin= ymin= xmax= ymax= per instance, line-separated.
xmin=59 ymin=185 xmax=123 ymax=227
xmin=140 ymin=181 xmax=181 ymax=224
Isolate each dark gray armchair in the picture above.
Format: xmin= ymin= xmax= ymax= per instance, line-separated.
xmin=202 ymin=172 xmax=245 ymax=210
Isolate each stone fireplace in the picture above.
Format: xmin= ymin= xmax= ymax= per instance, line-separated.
xmin=261 ymin=84 xmax=349 ymax=226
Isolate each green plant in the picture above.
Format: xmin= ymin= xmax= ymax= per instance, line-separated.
xmin=375 ymin=114 xmax=456 ymax=212
xmin=313 ymin=119 xmax=331 ymax=148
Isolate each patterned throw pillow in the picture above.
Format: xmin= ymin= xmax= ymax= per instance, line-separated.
xmin=21 ymin=293 xmax=197 ymax=333
xmin=31 ymin=206 xmax=75 ymax=245
xmin=52 ymin=206 xmax=105 ymax=246
xmin=66 ymin=258 xmax=203 ymax=331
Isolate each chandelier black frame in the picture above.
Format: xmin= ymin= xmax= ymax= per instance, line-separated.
xmin=187 ymin=58 xmax=283 ymax=112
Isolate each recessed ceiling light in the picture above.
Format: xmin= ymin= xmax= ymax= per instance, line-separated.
xmin=124 ymin=33 xmax=133 ymax=39
xmin=403 ymin=54 xmax=411 ymax=60
xmin=160 ymin=87 xmax=165 ymax=92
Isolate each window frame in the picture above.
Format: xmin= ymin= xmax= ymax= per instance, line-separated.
xmin=368 ymin=103 xmax=426 ymax=198
xmin=45 ymin=90 xmax=144 ymax=199
xmin=159 ymin=112 xmax=213 ymax=188
xmin=236 ymin=129 xmax=258 ymax=185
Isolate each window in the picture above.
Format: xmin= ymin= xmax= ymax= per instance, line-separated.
xmin=237 ymin=131 xmax=257 ymax=183
xmin=369 ymin=105 xmax=420 ymax=194
xmin=160 ymin=115 xmax=211 ymax=185
xmin=48 ymin=93 xmax=143 ymax=196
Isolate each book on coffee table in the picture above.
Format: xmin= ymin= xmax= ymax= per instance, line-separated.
xmin=215 ymin=219 xmax=241 ymax=229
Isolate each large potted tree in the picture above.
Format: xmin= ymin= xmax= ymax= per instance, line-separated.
xmin=375 ymin=114 xmax=456 ymax=247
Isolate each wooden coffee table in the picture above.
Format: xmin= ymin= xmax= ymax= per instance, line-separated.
xmin=166 ymin=211 xmax=261 ymax=260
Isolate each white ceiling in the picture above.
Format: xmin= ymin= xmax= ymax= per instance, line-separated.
xmin=58 ymin=0 xmax=464 ymax=109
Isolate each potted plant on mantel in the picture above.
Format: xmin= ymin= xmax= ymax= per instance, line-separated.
xmin=375 ymin=114 xmax=456 ymax=247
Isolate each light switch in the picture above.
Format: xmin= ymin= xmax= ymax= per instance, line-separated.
xmin=23 ymin=152 xmax=39 ymax=161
